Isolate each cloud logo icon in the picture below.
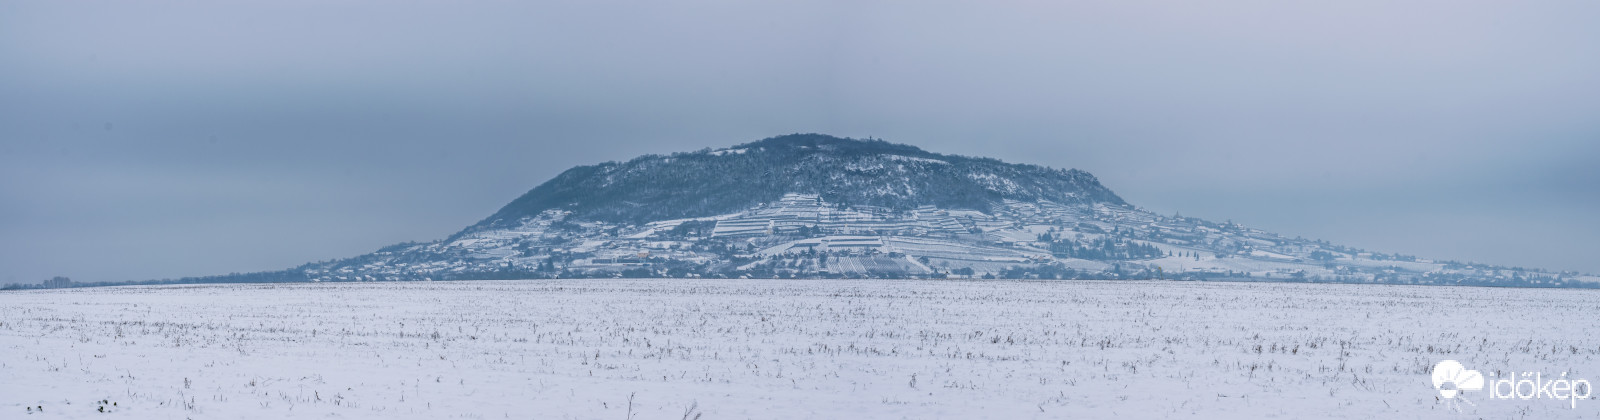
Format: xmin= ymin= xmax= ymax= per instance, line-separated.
xmin=1432 ymin=360 xmax=1484 ymax=399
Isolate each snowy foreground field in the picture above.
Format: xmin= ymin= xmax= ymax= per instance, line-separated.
xmin=3 ymin=280 xmax=1598 ymax=419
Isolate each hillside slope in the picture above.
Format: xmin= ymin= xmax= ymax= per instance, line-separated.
xmin=467 ymin=134 xmax=1124 ymax=232
xmin=98 ymin=134 xmax=1597 ymax=289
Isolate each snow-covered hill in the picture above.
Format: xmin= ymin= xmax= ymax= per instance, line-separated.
xmin=156 ymin=134 xmax=1600 ymax=287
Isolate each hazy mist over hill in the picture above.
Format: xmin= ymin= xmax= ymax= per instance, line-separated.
xmin=2 ymin=1 xmax=1597 ymax=283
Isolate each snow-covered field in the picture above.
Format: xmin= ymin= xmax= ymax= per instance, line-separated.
xmin=3 ymin=279 xmax=1598 ymax=419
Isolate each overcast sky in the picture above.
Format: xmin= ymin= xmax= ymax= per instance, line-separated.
xmin=3 ymin=1 xmax=1597 ymax=284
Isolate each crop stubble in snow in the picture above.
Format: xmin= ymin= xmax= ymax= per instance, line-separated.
xmin=2 ymin=279 xmax=1598 ymax=419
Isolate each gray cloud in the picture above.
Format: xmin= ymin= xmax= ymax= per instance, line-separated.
xmin=3 ymin=0 xmax=1597 ymax=283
